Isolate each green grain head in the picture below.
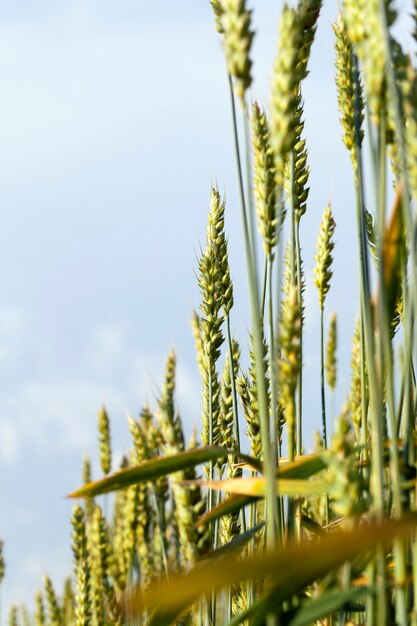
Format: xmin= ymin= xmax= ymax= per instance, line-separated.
xmin=270 ymin=4 xmax=304 ymax=184
xmin=218 ymin=0 xmax=254 ymax=102
xmin=333 ymin=14 xmax=364 ymax=177
xmin=314 ymin=203 xmax=336 ymax=310
xmin=97 ymin=406 xmax=112 ymax=475
xmin=325 ymin=312 xmax=337 ymax=392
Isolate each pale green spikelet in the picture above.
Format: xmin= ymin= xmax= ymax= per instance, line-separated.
xmin=270 ymin=4 xmax=304 ymax=185
xmin=0 ymin=538 xmax=5 ymax=584
xmin=210 ymin=0 xmax=224 ymax=34
xmin=8 ymin=607 xmax=18 ymax=626
xmin=219 ymin=339 xmax=240 ymax=451
xmin=333 ymin=14 xmax=364 ymax=177
xmin=314 ymin=203 xmax=336 ymax=310
xmin=350 ymin=319 xmax=365 ymax=435
xmin=326 ymin=407 xmax=364 ymax=519
xmin=71 ymin=505 xmax=92 ymax=626
xmin=343 ymin=0 xmax=396 ymax=124
xmin=251 ymin=101 xmax=278 ymax=256
xmin=218 ymin=0 xmax=254 ymax=101
xmin=82 ymin=455 xmax=95 ymax=521
xmin=34 ymin=591 xmax=46 ymax=626
xmin=236 ymin=334 xmax=268 ymax=460
xmin=97 ymin=406 xmax=112 ymax=475
xmin=198 ymin=191 xmax=228 ymax=452
xmin=157 ymin=350 xmax=185 ymax=453
xmin=278 ymin=285 xmax=302 ymax=460
xmin=62 ymin=577 xmax=75 ymax=625
xmin=90 ymin=506 xmax=122 ymax=625
xmin=218 ymin=339 xmax=240 ymax=475
xmin=296 ymin=0 xmax=322 ymax=80
xmin=44 ymin=575 xmax=62 ymax=626
xmin=284 ymin=92 xmax=310 ymax=222
xmin=325 ymin=313 xmax=337 ymax=392
xmin=402 ymin=64 xmax=417 ymax=201
xmin=191 ymin=310 xmax=205 ymax=379
xmin=156 ymin=360 xmax=209 ymax=566
xmin=207 ymin=187 xmax=233 ymax=315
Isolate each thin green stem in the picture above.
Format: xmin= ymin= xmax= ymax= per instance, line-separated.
xmin=320 ymin=307 xmax=327 ymax=449
xmin=295 ymin=221 xmax=303 ymax=456
xmin=228 ymin=79 xmax=277 ymax=549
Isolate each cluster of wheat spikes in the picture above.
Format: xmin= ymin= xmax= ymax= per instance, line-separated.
xmin=6 ymin=0 xmax=417 ymax=624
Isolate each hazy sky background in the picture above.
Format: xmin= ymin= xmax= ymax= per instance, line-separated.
xmin=0 ymin=0 xmax=414 ymax=614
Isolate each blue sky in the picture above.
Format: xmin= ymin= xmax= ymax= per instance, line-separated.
xmin=0 ymin=0 xmax=414 ymax=613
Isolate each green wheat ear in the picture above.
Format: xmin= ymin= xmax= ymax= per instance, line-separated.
xmin=8 ymin=607 xmax=18 ymax=626
xmin=216 ymin=0 xmax=254 ymax=102
xmin=325 ymin=313 xmax=337 ymax=392
xmin=343 ymin=0 xmax=396 ymax=124
xmin=278 ymin=285 xmax=302 ymax=460
xmin=71 ymin=505 xmax=92 ymax=626
xmin=44 ymin=575 xmax=61 ymax=626
xmin=34 ymin=591 xmax=46 ymax=626
xmin=333 ymin=13 xmax=364 ymax=177
xmin=327 ymin=407 xmax=363 ymax=521
xmin=251 ymin=101 xmax=278 ymax=257
xmin=349 ymin=319 xmax=365 ymax=436
xmin=314 ymin=203 xmax=336 ymax=310
xmin=270 ymin=4 xmax=304 ymax=184
xmin=97 ymin=406 xmax=112 ymax=475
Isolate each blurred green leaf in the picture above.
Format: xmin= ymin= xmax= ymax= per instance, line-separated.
xmin=127 ymin=515 xmax=417 ymax=625
xmin=68 ymin=446 xmax=227 ymax=498
xmin=196 ymin=493 xmax=257 ymax=527
xmin=191 ymin=477 xmax=329 ymax=497
xmin=283 ymin=588 xmax=368 ymax=625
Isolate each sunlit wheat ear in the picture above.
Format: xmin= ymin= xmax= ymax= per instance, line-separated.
xmin=88 ymin=509 xmax=105 ymax=626
xmin=333 ymin=14 xmax=364 ymax=178
xmin=91 ymin=507 xmax=122 ymax=626
xmin=270 ymin=4 xmax=304 ymax=185
xmin=350 ymin=320 xmax=366 ymax=437
xmin=314 ymin=203 xmax=336 ymax=311
xmin=191 ymin=310 xmax=205 ymax=378
xmin=44 ymin=575 xmax=62 ymax=626
xmin=220 ymin=339 xmax=240 ymax=452
xmin=278 ymin=285 xmax=302 ymax=461
xmin=327 ymin=407 xmax=363 ymax=521
xmin=216 ymin=0 xmax=254 ymax=102
xmin=297 ymin=0 xmax=322 ymax=77
xmin=284 ymin=92 xmax=310 ymax=222
xmin=343 ymin=0 xmax=396 ymax=124
xmin=8 ymin=607 xmax=18 ymax=626
xmin=402 ymin=65 xmax=417 ymax=200
xmin=34 ymin=591 xmax=46 ymax=626
xmin=236 ymin=334 xmax=268 ymax=460
xmin=62 ymin=578 xmax=75 ymax=624
xmin=81 ymin=455 xmax=95 ymax=520
xmin=251 ymin=101 xmax=278 ymax=257
xmin=210 ymin=0 xmax=224 ymax=34
xmin=325 ymin=313 xmax=337 ymax=392
xmin=208 ymin=187 xmax=233 ymax=314
xmin=157 ymin=350 xmax=185 ymax=453
xmin=97 ymin=406 xmax=112 ymax=475
xmin=71 ymin=505 xmax=91 ymax=626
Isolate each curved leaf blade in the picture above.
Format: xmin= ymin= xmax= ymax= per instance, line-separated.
xmin=68 ymin=446 xmax=227 ymax=498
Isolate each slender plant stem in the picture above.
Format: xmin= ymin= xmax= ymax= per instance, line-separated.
xmin=295 ymin=221 xmax=303 ymax=456
xmin=227 ymin=77 xmax=277 ymax=550
xmin=320 ymin=307 xmax=327 ymax=449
